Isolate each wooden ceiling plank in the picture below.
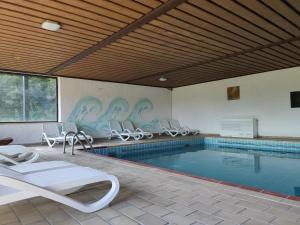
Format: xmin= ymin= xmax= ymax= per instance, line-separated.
xmin=238 ymin=54 xmax=289 ymax=68
xmin=109 ymin=0 xmax=152 ymax=14
xmin=142 ymin=23 xmax=235 ymax=54
xmin=134 ymin=0 xmax=162 ymax=8
xmin=0 ymin=19 xmax=97 ymax=45
xmin=246 ymin=51 xmax=295 ymax=67
xmin=149 ymin=19 xmax=243 ymax=52
xmin=29 ymin=0 xmax=127 ymax=28
xmin=261 ymin=48 xmax=300 ymax=64
xmin=56 ymin=0 xmax=137 ymax=22
xmin=287 ymin=0 xmax=300 ymax=12
xmin=168 ymin=8 xmax=259 ymax=48
xmin=127 ymin=31 xmax=225 ymax=57
xmin=270 ymin=46 xmax=300 ymax=60
xmin=0 ymin=14 xmax=105 ymax=42
xmin=262 ymin=0 xmax=300 ymax=28
xmin=110 ymin=41 xmax=202 ymax=63
xmin=137 ymin=26 xmax=233 ymax=54
xmin=0 ymin=37 xmax=78 ymax=54
xmin=0 ymin=45 xmax=73 ymax=59
xmin=104 ymin=44 xmax=197 ymax=64
xmin=212 ymin=0 xmax=291 ymax=40
xmin=84 ymin=0 xmax=143 ymax=18
xmin=121 ymin=35 xmax=219 ymax=59
xmin=159 ymin=13 xmax=251 ymax=50
xmin=178 ymin=2 xmax=268 ymax=45
xmin=0 ymin=4 xmax=115 ymax=36
xmin=0 ymin=24 xmax=93 ymax=48
xmin=1 ymin=0 xmax=120 ymax=32
xmin=280 ymin=43 xmax=300 ymax=55
xmin=126 ymin=36 xmax=300 ymax=83
xmin=47 ymin=0 xmax=188 ymax=74
xmin=190 ymin=0 xmax=280 ymax=43
xmin=239 ymin=0 xmax=300 ymax=36
xmin=0 ymin=33 xmax=84 ymax=53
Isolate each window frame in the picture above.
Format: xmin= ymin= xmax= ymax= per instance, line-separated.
xmin=0 ymin=72 xmax=58 ymax=123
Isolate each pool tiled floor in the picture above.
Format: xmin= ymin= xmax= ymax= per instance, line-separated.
xmin=2 ymin=137 xmax=300 ymax=225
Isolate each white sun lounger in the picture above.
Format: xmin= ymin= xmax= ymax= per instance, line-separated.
xmin=122 ymin=120 xmax=153 ymax=139
xmin=159 ymin=119 xmax=179 ymax=137
xmin=62 ymin=122 xmax=94 ymax=145
xmin=0 ymin=165 xmax=119 ymax=213
xmin=0 ymin=145 xmax=39 ymax=165
xmin=42 ymin=123 xmax=72 ymax=147
xmin=8 ymin=161 xmax=75 ymax=173
xmin=170 ymin=119 xmax=200 ymax=135
xmin=109 ymin=119 xmax=141 ymax=141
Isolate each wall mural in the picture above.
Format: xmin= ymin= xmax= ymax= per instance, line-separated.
xmin=67 ymin=96 xmax=159 ymax=137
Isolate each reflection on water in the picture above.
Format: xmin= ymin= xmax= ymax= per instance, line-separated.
xmin=114 ymin=145 xmax=300 ymax=197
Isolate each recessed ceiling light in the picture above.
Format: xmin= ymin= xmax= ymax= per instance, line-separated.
xmin=159 ymin=76 xmax=167 ymax=82
xmin=41 ymin=20 xmax=61 ymax=31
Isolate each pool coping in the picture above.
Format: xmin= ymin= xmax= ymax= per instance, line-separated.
xmin=87 ymin=151 xmax=300 ymax=202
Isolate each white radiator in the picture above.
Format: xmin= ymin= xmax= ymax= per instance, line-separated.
xmin=220 ymin=118 xmax=258 ymax=138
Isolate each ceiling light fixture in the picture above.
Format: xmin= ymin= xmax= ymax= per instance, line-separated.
xmin=41 ymin=20 xmax=61 ymax=31
xmin=159 ymin=76 xmax=167 ymax=82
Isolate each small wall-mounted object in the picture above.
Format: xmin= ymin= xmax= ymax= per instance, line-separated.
xmin=227 ymin=86 xmax=240 ymax=100
xmin=220 ymin=117 xmax=258 ymax=138
xmin=290 ymin=91 xmax=300 ymax=108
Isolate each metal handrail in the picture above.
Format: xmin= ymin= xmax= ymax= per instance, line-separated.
xmin=63 ymin=131 xmax=94 ymax=155
xmin=78 ymin=131 xmax=95 ymax=153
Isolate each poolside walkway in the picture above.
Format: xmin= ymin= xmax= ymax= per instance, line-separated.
xmin=1 ymin=139 xmax=300 ymax=225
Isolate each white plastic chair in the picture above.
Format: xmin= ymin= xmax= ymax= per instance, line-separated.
xmin=0 ymin=164 xmax=119 ymax=213
xmin=170 ymin=119 xmax=200 ymax=135
xmin=62 ymin=122 xmax=94 ymax=144
xmin=122 ymin=120 xmax=153 ymax=139
xmin=159 ymin=119 xmax=179 ymax=137
xmin=42 ymin=123 xmax=75 ymax=147
xmin=0 ymin=145 xmax=39 ymax=165
xmin=108 ymin=120 xmax=141 ymax=141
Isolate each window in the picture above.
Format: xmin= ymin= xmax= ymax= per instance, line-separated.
xmin=0 ymin=73 xmax=57 ymax=122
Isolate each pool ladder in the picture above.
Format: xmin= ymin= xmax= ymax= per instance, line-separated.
xmin=63 ymin=131 xmax=95 ymax=155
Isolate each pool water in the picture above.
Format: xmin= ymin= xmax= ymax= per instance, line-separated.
xmin=116 ymin=145 xmax=300 ymax=197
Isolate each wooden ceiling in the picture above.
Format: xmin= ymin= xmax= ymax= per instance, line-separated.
xmin=0 ymin=0 xmax=299 ymax=88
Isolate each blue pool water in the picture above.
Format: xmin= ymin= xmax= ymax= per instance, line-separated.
xmin=104 ymin=144 xmax=300 ymax=197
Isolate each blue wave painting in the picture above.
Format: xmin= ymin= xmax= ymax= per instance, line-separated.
xmin=67 ymin=96 xmax=159 ymax=137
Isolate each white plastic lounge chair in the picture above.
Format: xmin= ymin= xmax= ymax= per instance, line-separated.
xmin=0 ymin=165 xmax=119 ymax=213
xmin=170 ymin=119 xmax=200 ymax=135
xmin=122 ymin=120 xmax=153 ymax=139
xmin=62 ymin=122 xmax=94 ymax=144
xmin=0 ymin=145 xmax=39 ymax=165
xmin=109 ymin=119 xmax=141 ymax=141
xmin=42 ymin=123 xmax=72 ymax=147
xmin=159 ymin=119 xmax=179 ymax=137
xmin=9 ymin=161 xmax=75 ymax=173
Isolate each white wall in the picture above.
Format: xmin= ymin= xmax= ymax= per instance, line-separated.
xmin=172 ymin=67 xmax=300 ymax=137
xmin=59 ymin=77 xmax=172 ymax=137
xmin=0 ymin=77 xmax=172 ymax=144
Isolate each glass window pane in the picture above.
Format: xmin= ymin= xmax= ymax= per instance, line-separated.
xmin=26 ymin=76 xmax=57 ymax=121
xmin=0 ymin=74 xmax=23 ymax=122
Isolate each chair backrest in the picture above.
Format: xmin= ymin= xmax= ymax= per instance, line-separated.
xmin=122 ymin=120 xmax=135 ymax=132
xmin=43 ymin=123 xmax=62 ymax=137
xmin=63 ymin=122 xmax=78 ymax=134
xmin=109 ymin=120 xmax=123 ymax=133
xmin=170 ymin=119 xmax=181 ymax=129
xmin=160 ymin=119 xmax=171 ymax=129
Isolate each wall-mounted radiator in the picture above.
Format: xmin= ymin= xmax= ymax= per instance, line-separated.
xmin=220 ymin=118 xmax=258 ymax=138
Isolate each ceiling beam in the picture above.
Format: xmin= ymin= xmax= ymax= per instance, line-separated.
xmin=127 ymin=36 xmax=300 ymax=83
xmin=46 ymin=0 xmax=188 ymax=74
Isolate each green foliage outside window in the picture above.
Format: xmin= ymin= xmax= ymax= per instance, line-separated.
xmin=0 ymin=74 xmax=57 ymax=122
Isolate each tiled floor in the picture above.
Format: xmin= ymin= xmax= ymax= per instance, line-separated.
xmin=2 ymin=139 xmax=300 ymax=225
